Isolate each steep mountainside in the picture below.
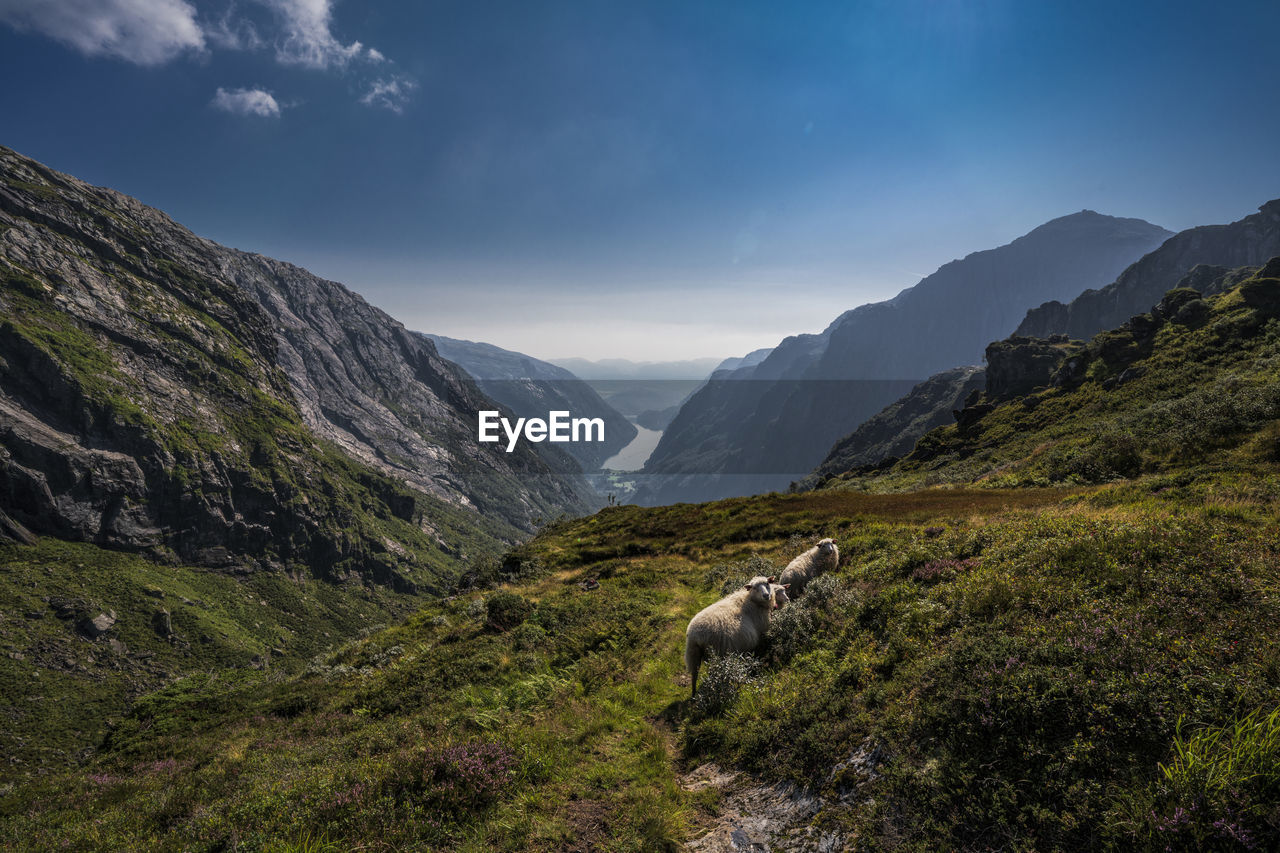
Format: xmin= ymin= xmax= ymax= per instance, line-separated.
xmin=422 ymin=333 xmax=636 ymax=470
xmin=0 ymin=146 xmax=592 ymax=579
xmin=825 ymin=260 xmax=1280 ymax=492
xmin=806 ymin=365 xmax=986 ymax=484
xmin=1017 ymin=200 xmax=1280 ymax=339
xmin=638 ymin=211 xmax=1171 ymax=505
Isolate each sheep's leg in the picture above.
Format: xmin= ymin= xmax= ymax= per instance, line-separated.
xmin=686 ymin=643 xmax=702 ymax=696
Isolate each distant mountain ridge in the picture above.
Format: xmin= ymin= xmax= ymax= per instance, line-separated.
xmin=1017 ymin=200 xmax=1280 ymax=339
xmin=549 ymin=356 xmax=726 ymax=380
xmin=422 ymin=333 xmax=637 ymax=471
xmin=636 ymin=210 xmax=1172 ymax=505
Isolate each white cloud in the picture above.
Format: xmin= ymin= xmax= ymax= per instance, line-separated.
xmin=366 ymin=46 xmax=384 ymax=62
xmin=0 ymin=0 xmax=204 ymax=65
xmin=204 ymin=3 xmax=262 ymax=51
xmin=258 ymin=0 xmax=374 ymax=69
xmin=211 ymin=86 xmax=281 ymax=117
xmin=359 ymin=74 xmax=416 ymax=113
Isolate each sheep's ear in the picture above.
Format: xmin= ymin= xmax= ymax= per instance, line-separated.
xmin=782 ymin=583 xmax=790 ymax=589
xmin=743 ymin=582 xmax=753 ymax=590
xmin=767 ymin=576 xmax=777 ymax=583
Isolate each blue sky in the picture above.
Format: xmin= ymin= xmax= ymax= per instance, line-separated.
xmin=2 ymin=0 xmax=1278 ymax=360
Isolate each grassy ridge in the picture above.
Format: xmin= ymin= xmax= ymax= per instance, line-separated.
xmin=824 ymin=262 xmax=1280 ymax=492
xmin=5 ymin=478 xmax=1279 ymax=850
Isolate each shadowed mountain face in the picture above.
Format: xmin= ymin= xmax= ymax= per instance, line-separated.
xmin=422 ymin=334 xmax=637 ymax=471
xmin=1017 ymin=200 xmax=1280 ymax=340
xmin=805 ymin=365 xmax=987 ymax=484
xmin=0 ymin=146 xmax=593 ymax=581
xmin=636 ymin=211 xmax=1171 ymax=505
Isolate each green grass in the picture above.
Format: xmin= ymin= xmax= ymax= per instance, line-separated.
xmin=5 ymin=476 xmax=1280 ymax=850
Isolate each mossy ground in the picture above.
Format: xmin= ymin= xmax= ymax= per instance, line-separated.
xmin=5 ymin=477 xmax=1279 ymax=850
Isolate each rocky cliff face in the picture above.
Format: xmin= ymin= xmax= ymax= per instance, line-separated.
xmin=0 ymin=146 xmax=592 ymax=582
xmin=637 ymin=211 xmax=1171 ymax=505
xmin=1016 ymin=200 xmax=1280 ymax=340
xmin=422 ymin=333 xmax=636 ymax=471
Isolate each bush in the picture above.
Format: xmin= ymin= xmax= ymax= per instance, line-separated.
xmin=508 ymin=621 xmax=547 ymax=651
xmin=485 ymin=592 xmax=532 ymax=632
xmin=762 ymin=601 xmax=816 ymax=666
xmin=802 ymin=574 xmax=858 ymax=610
xmin=693 ymin=653 xmax=760 ymax=717
xmin=706 ymin=554 xmax=778 ymax=595
xmin=418 ymin=741 xmax=518 ymax=818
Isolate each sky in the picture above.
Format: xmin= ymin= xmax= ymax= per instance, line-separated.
xmin=2 ymin=0 xmax=1279 ymax=361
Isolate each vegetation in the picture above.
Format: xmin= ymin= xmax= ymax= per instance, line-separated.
xmin=823 ymin=261 xmax=1280 ymax=493
xmin=3 ymin=473 xmax=1279 ymax=850
xmin=4 ymin=188 xmax=1280 ymax=849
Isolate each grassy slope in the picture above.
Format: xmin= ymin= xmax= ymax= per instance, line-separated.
xmin=824 ymin=264 xmax=1280 ymax=493
xmin=5 ymin=480 xmax=1280 ymax=851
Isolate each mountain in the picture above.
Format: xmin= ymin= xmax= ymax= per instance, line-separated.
xmin=805 ymin=365 xmax=987 ymax=484
xmin=13 ymin=266 xmax=1280 ymax=848
xmin=636 ymin=211 xmax=1172 ymax=505
xmin=421 ymin=334 xmax=637 ymax=470
xmin=710 ymin=347 xmax=773 ymax=375
xmin=826 ymin=259 xmax=1280 ymax=491
xmin=0 ymin=145 xmax=593 ymax=581
xmin=1017 ymin=199 xmax=1280 ymax=339
xmin=548 ymin=356 xmax=725 ymax=380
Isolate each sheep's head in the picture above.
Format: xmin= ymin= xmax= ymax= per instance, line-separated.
xmin=818 ymin=538 xmax=837 ymax=553
xmin=744 ymin=575 xmax=776 ymax=607
xmin=770 ymin=583 xmax=791 ymax=609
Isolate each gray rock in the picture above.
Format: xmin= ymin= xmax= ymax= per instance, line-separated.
xmin=80 ymin=611 xmax=116 ymax=638
xmin=151 ymin=609 xmax=173 ymax=638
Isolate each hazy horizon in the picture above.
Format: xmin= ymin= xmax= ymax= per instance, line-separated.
xmin=3 ymin=0 xmax=1278 ymax=360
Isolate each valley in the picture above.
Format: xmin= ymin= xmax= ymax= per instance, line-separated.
xmin=4 ymin=149 xmax=1280 ymax=852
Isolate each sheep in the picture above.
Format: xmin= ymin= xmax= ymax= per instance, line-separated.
xmin=771 ymin=582 xmax=791 ymax=609
xmin=685 ymin=575 xmax=786 ymax=696
xmin=778 ymin=538 xmax=838 ymax=598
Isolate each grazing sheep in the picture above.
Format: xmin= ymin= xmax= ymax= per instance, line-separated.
xmin=685 ymin=575 xmax=785 ymax=696
xmin=779 ymin=538 xmax=838 ymax=598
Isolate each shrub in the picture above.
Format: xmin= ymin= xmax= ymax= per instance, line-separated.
xmin=693 ymin=653 xmax=760 ymax=717
xmin=911 ymin=557 xmax=979 ymax=584
xmin=708 ymin=554 xmax=778 ymax=595
xmin=802 ymin=574 xmax=858 ymax=610
xmin=485 ymin=592 xmax=532 ymax=632
xmin=509 ymin=621 xmax=547 ymax=651
xmin=761 ymin=601 xmax=816 ymax=666
xmin=418 ymin=741 xmax=518 ymax=819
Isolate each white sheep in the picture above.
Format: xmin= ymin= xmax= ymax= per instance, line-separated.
xmin=779 ymin=538 xmax=839 ymax=597
xmin=684 ymin=575 xmax=786 ymax=696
